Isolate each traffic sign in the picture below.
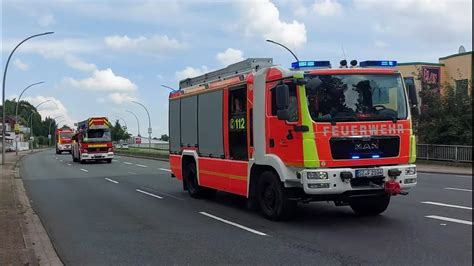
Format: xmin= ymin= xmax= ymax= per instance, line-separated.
xmin=148 ymin=127 xmax=152 ymax=134
xmin=48 ymin=134 xmax=51 ymax=139
xmin=135 ymin=137 xmax=141 ymax=144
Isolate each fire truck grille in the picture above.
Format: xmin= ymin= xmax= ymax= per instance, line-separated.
xmin=87 ymin=147 xmax=109 ymax=153
xmin=329 ymin=136 xmax=400 ymax=160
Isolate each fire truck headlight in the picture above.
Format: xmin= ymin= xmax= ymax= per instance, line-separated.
xmin=307 ymin=171 xmax=329 ymax=180
xmin=405 ymin=167 xmax=416 ymax=175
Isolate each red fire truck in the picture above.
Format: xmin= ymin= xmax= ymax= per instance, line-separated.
xmin=169 ymin=58 xmax=417 ymax=220
xmin=55 ymin=128 xmax=74 ymax=154
xmin=71 ymin=117 xmax=114 ymax=164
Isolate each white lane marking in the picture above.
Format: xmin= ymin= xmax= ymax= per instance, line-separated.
xmin=113 ymin=159 xmax=118 ymax=162
xmin=445 ymin=187 xmax=472 ymax=192
xmin=425 ymin=215 xmax=472 ymax=226
xmin=66 ymin=163 xmax=71 ymax=166
xmin=136 ymin=189 xmax=163 ymax=199
xmin=128 ymin=171 xmax=137 ymax=175
xmin=136 ymin=164 xmax=148 ymax=168
xmin=158 ymin=168 xmax=171 ymax=172
xmin=59 ymin=160 xmax=63 ymax=162
xmin=421 ymin=201 xmax=472 ymax=210
xmin=123 ymin=162 xmax=133 ymax=165
xmin=105 ymin=178 xmax=119 ymax=184
xmin=55 ymin=157 xmax=58 ymax=160
xmin=199 ymin=212 xmax=267 ymax=236
xmin=80 ymin=168 xmax=89 ymax=173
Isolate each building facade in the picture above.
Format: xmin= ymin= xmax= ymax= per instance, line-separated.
xmin=397 ymin=51 xmax=473 ymax=108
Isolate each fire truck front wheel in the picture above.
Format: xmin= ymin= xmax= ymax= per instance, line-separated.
xmin=257 ymin=171 xmax=296 ymax=221
xmin=349 ymin=195 xmax=391 ymax=216
xmin=184 ymin=162 xmax=216 ymax=198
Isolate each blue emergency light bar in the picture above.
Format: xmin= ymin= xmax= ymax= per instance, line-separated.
xmin=291 ymin=61 xmax=331 ymax=69
xmin=359 ymin=60 xmax=397 ymax=67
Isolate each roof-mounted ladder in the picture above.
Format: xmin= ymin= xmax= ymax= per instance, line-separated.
xmin=179 ymin=58 xmax=273 ymax=90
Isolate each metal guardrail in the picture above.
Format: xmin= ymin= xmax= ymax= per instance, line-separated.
xmin=129 ymin=143 xmax=169 ymax=150
xmin=129 ymin=142 xmax=472 ymax=163
xmin=417 ymin=144 xmax=472 ymax=162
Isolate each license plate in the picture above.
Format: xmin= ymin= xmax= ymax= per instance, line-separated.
xmin=355 ymin=168 xmax=383 ymax=178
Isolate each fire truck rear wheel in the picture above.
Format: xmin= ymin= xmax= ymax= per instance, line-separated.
xmin=185 ymin=162 xmax=216 ymax=198
xmin=349 ymin=194 xmax=391 ymax=216
xmin=257 ymin=171 xmax=296 ymax=221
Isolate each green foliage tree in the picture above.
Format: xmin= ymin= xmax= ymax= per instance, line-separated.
xmin=416 ymin=72 xmax=472 ymax=145
xmin=160 ymin=134 xmax=169 ymax=141
xmin=110 ymin=120 xmax=131 ymax=141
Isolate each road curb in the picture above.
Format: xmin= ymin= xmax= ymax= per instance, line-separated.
xmin=15 ymin=152 xmax=63 ymax=265
xmin=115 ymin=152 xmax=169 ymax=162
xmin=417 ymin=170 xmax=472 ymax=176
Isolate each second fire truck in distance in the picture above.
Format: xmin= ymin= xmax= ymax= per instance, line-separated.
xmin=55 ymin=128 xmax=74 ymax=154
xmin=71 ymin=117 xmax=114 ymax=164
xmin=169 ymin=58 xmax=418 ymax=220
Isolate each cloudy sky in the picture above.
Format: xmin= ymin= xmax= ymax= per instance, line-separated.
xmin=1 ymin=0 xmax=472 ymax=136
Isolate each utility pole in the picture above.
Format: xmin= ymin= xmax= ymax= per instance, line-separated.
xmin=2 ymin=31 xmax=54 ymax=165
xmin=131 ymin=101 xmax=152 ymax=148
xmin=14 ymin=81 xmax=44 ymax=155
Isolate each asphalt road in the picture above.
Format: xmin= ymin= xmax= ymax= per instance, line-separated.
xmin=21 ymin=150 xmax=472 ymax=265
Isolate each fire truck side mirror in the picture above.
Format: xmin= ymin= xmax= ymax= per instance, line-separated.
xmin=275 ymin=84 xmax=289 ymax=110
xmin=277 ymin=109 xmax=290 ymax=120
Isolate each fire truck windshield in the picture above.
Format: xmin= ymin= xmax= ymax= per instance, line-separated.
xmin=305 ymin=73 xmax=408 ymax=122
xmin=60 ymin=132 xmax=73 ymax=139
xmin=84 ymin=129 xmax=111 ymax=142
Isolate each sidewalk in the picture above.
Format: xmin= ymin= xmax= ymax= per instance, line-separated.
xmin=0 ymin=150 xmax=62 ymax=265
xmin=416 ymin=161 xmax=472 ymax=176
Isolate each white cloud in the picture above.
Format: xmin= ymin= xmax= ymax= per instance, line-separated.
xmin=2 ymin=38 xmax=97 ymax=58
xmin=312 ymin=0 xmax=342 ymax=16
xmin=239 ymin=0 xmax=307 ymax=47
xmin=23 ymin=96 xmax=75 ymax=128
xmin=38 ymin=14 xmax=55 ymax=27
xmin=13 ymin=59 xmax=29 ymax=71
xmin=65 ymin=68 xmax=137 ymax=92
xmin=216 ymin=48 xmax=244 ymax=66
xmin=353 ymin=0 xmax=472 ymax=42
xmin=374 ymin=40 xmax=389 ymax=48
xmin=108 ymin=92 xmax=138 ymax=104
xmin=104 ymin=35 xmax=187 ymax=56
xmin=175 ymin=66 xmax=209 ymax=81
xmin=64 ymin=55 xmax=97 ymax=72
xmin=2 ymin=38 xmax=99 ymax=73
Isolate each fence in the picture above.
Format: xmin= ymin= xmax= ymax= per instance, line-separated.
xmin=129 ymin=143 xmax=169 ymax=150
xmin=417 ymin=144 xmax=472 ymax=162
xmin=128 ymin=142 xmax=472 ymax=163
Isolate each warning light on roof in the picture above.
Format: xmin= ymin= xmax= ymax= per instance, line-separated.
xmin=359 ymin=60 xmax=397 ymax=67
xmin=291 ymin=61 xmax=331 ymax=69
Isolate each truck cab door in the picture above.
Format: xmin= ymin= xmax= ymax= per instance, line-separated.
xmin=266 ymin=81 xmax=305 ymax=167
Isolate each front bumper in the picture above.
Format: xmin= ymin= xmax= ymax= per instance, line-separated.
xmin=300 ymin=164 xmax=417 ymax=195
xmin=81 ymin=152 xmax=114 ymax=160
xmin=58 ymin=144 xmax=72 ymax=151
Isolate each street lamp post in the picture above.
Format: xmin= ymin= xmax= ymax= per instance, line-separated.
xmin=28 ymin=99 xmax=51 ymax=152
xmin=161 ymin=84 xmax=178 ymax=92
xmin=115 ymin=116 xmax=128 ymax=131
xmin=131 ymin=101 xmax=152 ymax=148
xmin=14 ymin=81 xmax=44 ymax=155
xmin=125 ymin=110 xmax=141 ymax=139
xmin=266 ymin=39 xmax=299 ymax=62
xmin=48 ymin=115 xmax=62 ymax=147
xmin=2 ymin=31 xmax=54 ymax=165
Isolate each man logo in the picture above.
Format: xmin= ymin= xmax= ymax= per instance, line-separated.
xmin=355 ymin=143 xmax=379 ymax=150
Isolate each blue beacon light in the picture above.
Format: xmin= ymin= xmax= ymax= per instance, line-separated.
xmin=359 ymin=60 xmax=397 ymax=67
xmin=291 ymin=61 xmax=331 ymax=69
